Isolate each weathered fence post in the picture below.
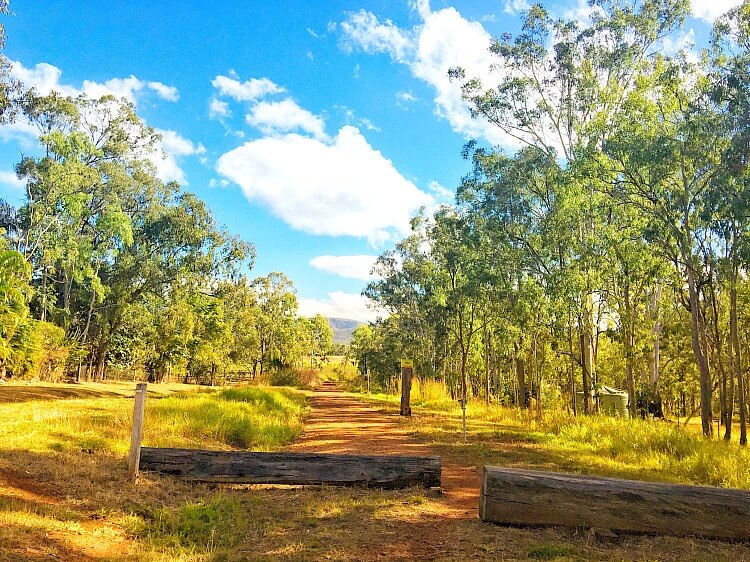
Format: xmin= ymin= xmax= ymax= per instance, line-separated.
xmin=400 ymin=359 xmax=413 ymax=416
xmin=128 ymin=382 xmax=147 ymax=482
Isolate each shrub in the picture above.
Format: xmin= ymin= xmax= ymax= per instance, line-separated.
xmin=268 ymin=367 xmax=319 ymax=389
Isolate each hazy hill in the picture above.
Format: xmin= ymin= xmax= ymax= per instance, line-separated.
xmin=328 ymin=318 xmax=364 ymax=344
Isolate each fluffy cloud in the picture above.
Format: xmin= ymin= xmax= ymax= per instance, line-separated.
xmin=10 ymin=61 xmax=180 ymax=103
xmin=216 ymin=125 xmax=433 ymax=243
xmin=209 ymin=98 xmax=231 ymax=120
xmin=309 ymin=255 xmax=379 ymax=281
xmin=148 ymin=129 xmax=206 ymax=185
xmin=0 ymin=170 xmax=24 ymax=189
xmin=10 ymin=61 xmax=77 ymax=97
xmin=339 ymin=9 xmax=413 ymax=61
xmin=339 ymin=2 xmax=512 ymax=148
xmin=211 ymin=75 xmax=284 ymax=101
xmin=245 ymin=98 xmax=327 ymax=139
xmin=147 ymin=81 xmax=179 ymax=101
xmin=691 ymin=0 xmax=743 ymax=22
xmin=4 ymin=61 xmax=202 ymax=185
xmin=427 ymin=180 xmax=454 ymax=203
xmin=0 ymin=119 xmax=39 ymax=147
xmin=298 ymin=291 xmax=384 ymax=322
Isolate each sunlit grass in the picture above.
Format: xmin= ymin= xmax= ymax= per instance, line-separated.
xmin=2 ymin=382 xmax=750 ymax=560
xmin=359 ymin=389 xmax=750 ymax=489
xmin=0 ymin=384 xmax=308 ymax=455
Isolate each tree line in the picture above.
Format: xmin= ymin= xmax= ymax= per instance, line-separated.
xmin=352 ymin=0 xmax=750 ymax=440
xmin=0 ymin=68 xmax=333 ymax=384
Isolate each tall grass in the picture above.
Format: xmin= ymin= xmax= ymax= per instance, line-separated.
xmin=0 ymin=385 xmax=308 ymax=455
xmin=548 ymin=416 xmax=750 ymax=487
xmin=361 ymin=386 xmax=750 ymax=489
xmin=148 ymin=387 xmax=308 ymax=450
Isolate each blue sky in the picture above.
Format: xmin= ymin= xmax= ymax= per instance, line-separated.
xmin=0 ymin=0 xmax=736 ymax=321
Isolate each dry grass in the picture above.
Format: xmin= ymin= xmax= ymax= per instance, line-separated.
xmin=2 ymin=382 xmax=750 ymax=561
xmin=358 ymin=391 xmax=750 ymax=489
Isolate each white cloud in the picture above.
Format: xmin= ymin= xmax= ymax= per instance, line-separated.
xmin=427 ymin=180 xmax=454 ymax=203
xmin=216 ymin=125 xmax=433 ymax=243
xmin=298 ymin=291 xmax=384 ymax=323
xmin=562 ymin=0 xmax=607 ymax=27
xmin=245 ymin=98 xmax=327 ymax=139
xmin=147 ymin=81 xmax=180 ymax=101
xmin=396 ymin=91 xmax=416 ymax=103
xmin=0 ymin=119 xmax=39 ymax=146
xmin=149 ymin=129 xmax=206 ymax=185
xmin=660 ymin=29 xmax=699 ymax=63
xmin=503 ymin=0 xmax=529 ymax=15
xmin=10 ymin=61 xmax=77 ymax=97
xmin=339 ymin=3 xmax=513 ymax=148
xmin=340 ymin=9 xmax=413 ymax=61
xmin=0 ymin=170 xmax=24 ymax=189
xmin=9 ymin=61 xmax=181 ymax=105
xmin=209 ymin=98 xmax=231 ymax=120
xmin=211 ymin=75 xmax=284 ymax=102
xmin=691 ymin=0 xmax=743 ymax=22
xmin=310 ymin=255 xmax=379 ymax=281
xmin=208 ymin=178 xmax=230 ymax=188
xmin=336 ymin=105 xmax=380 ymax=131
xmin=3 ymin=61 xmax=200 ymax=184
xmin=396 ymin=90 xmax=417 ymax=110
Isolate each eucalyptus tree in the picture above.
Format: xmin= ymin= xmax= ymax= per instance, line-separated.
xmin=10 ymin=93 xmax=254 ymax=380
xmin=366 ymin=213 xmax=452 ymax=380
xmin=603 ymin=53 xmax=729 ymax=436
xmin=250 ymin=272 xmax=299 ymax=376
xmin=708 ymin=2 xmax=750 ymax=443
xmin=451 ymin=0 xmax=688 ymax=413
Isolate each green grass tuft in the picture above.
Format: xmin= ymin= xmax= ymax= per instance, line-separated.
xmin=527 ymin=543 xmax=574 ymax=560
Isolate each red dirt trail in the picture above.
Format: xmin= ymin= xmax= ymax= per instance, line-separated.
xmin=288 ymin=382 xmax=481 ymax=518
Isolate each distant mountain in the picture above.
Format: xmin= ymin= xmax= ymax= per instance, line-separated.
xmin=328 ymin=317 xmax=364 ymax=344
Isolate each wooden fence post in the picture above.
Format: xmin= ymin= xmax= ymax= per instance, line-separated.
xmin=400 ymin=360 xmax=413 ymax=416
xmin=128 ymin=382 xmax=147 ymax=482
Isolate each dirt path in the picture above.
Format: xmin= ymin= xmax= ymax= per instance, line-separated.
xmin=289 ymin=383 xmax=480 ymax=519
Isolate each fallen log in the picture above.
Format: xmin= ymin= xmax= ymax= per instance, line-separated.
xmin=480 ymin=466 xmax=750 ymax=540
xmin=140 ymin=447 xmax=441 ymax=489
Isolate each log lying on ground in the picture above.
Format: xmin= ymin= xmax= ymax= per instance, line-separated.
xmin=480 ymin=466 xmax=750 ymax=540
xmin=140 ymin=447 xmax=441 ymax=489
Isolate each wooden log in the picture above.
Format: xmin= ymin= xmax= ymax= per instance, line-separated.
xmin=127 ymin=382 xmax=147 ymax=482
xmin=480 ymin=466 xmax=750 ymax=539
xmin=140 ymin=447 xmax=441 ymax=489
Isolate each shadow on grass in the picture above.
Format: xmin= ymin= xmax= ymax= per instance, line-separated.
xmin=1 ymin=449 xmax=750 ymax=561
xmin=0 ymin=384 xmax=126 ymax=404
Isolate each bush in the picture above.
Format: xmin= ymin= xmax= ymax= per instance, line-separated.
xmin=268 ymin=367 xmax=319 ymax=389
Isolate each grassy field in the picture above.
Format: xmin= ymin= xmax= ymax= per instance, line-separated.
xmin=2 ymin=380 xmax=750 ymax=561
xmin=0 ymin=382 xmax=310 ymax=561
xmin=358 ymin=383 xmax=750 ymax=489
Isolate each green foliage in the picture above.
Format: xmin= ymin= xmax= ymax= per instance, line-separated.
xmin=363 ymin=0 xmax=750 ymax=445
